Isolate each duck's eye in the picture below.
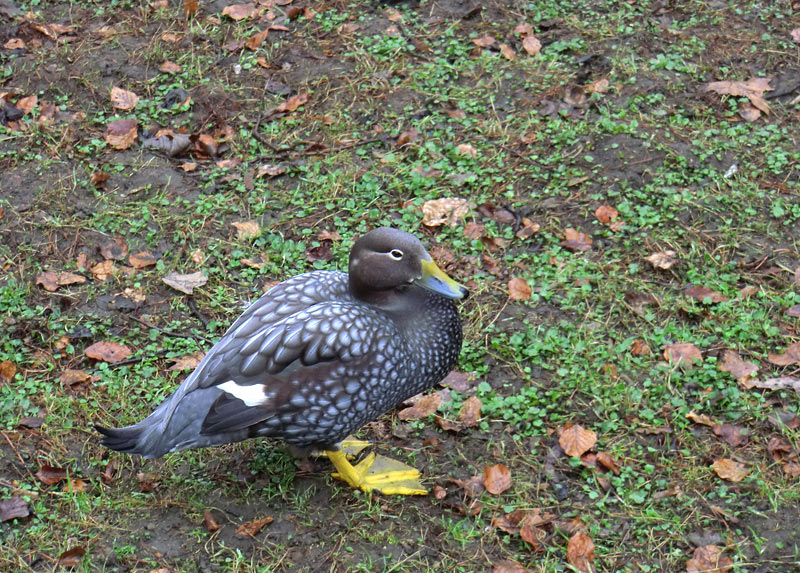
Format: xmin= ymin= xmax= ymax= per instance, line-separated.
xmin=389 ymin=249 xmax=404 ymax=260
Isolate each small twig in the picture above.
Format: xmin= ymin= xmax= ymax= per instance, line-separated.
xmin=187 ymin=297 xmax=210 ymax=329
xmin=1 ymin=431 xmax=37 ymax=483
xmin=123 ymin=313 xmax=213 ymax=344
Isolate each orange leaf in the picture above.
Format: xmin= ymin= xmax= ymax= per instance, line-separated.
xmin=57 ymin=547 xmax=86 ymax=568
xmin=398 ymin=393 xmax=441 ymax=420
xmin=222 ymin=3 xmax=257 ymax=20
xmin=663 ymin=342 xmax=702 ymax=366
xmin=686 ymin=545 xmax=733 ymax=573
xmin=522 ymin=35 xmax=541 ymax=56
xmin=458 ymin=396 xmax=482 ymax=427
xmin=483 ymin=464 xmax=511 ymax=495
xmin=85 ymin=341 xmax=132 ymax=363
xmin=472 ymin=35 xmax=496 ymax=48
xmin=594 ymin=205 xmax=618 ymax=224
xmin=128 ymin=251 xmax=157 ymax=269
xmin=646 ymin=250 xmax=677 ymax=270
xmin=566 ymin=532 xmax=595 ymax=572
xmin=559 ymin=423 xmax=597 ymax=457
xmin=110 ymin=86 xmax=139 ymax=110
xmin=105 ymin=118 xmax=138 ymax=150
xmin=235 ymin=516 xmax=273 ymax=537
xmin=684 ymin=285 xmax=727 ymax=303
xmin=203 ymin=509 xmax=221 ymax=532
xmin=711 ymin=458 xmax=749 ymax=482
xmin=767 ymin=341 xmax=800 ymax=366
xmin=508 ymin=277 xmax=532 ymax=301
xmin=159 ymin=60 xmax=182 ymax=73
xmin=36 ymin=464 xmax=68 ymax=485
xmin=561 ymin=228 xmax=592 ymax=252
xmin=0 ymin=360 xmax=16 ymax=382
xmin=718 ymin=350 xmax=758 ymax=383
xmin=276 ymin=92 xmax=309 ymax=112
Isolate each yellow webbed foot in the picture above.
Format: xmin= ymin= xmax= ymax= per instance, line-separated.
xmin=326 ymin=449 xmax=427 ymax=495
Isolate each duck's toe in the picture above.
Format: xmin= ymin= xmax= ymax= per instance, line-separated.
xmin=326 ymin=449 xmax=427 ymax=495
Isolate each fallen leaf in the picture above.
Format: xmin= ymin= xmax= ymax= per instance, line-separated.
xmin=136 ymin=472 xmax=158 ymax=492
xmin=142 ymin=131 xmax=192 ymax=156
xmin=712 ymin=458 xmax=749 ymax=482
xmin=440 ymin=370 xmax=473 ymax=392
xmin=784 ymin=463 xmax=800 ymax=478
xmin=684 ymin=285 xmax=727 ymax=303
xmin=232 ymin=220 xmax=261 ymax=240
xmin=646 ymin=250 xmax=677 ymax=270
xmin=129 ymin=251 xmax=157 ymax=269
xmin=491 ymin=509 xmax=525 ymax=534
xmin=162 ymin=271 xmax=207 ymax=295
xmin=559 ymin=424 xmax=597 ymax=457
xmin=36 ymin=464 xmax=68 ymax=485
xmin=520 ymin=518 xmax=548 ymax=552
xmin=586 ymin=78 xmax=610 ymax=94
xmin=561 ymin=228 xmax=592 ymax=252
xmin=483 ymin=464 xmax=512 ymax=495
xmin=90 ymin=260 xmax=115 ymax=281
xmin=236 ymin=516 xmax=273 ymax=537
xmin=664 ymin=343 xmax=702 ymax=366
xmin=566 ymin=531 xmax=595 ymax=573
xmin=18 ymin=416 xmax=44 ymax=428
xmin=398 ymin=393 xmax=442 ymax=420
xmin=159 ymin=60 xmax=182 ymax=73
xmin=85 ymin=341 xmax=132 ymax=363
xmin=105 ymin=118 xmax=138 ymax=150
xmin=184 ymin=0 xmax=198 ymax=18
xmin=60 ymin=369 xmax=91 ymax=386
xmin=594 ymin=205 xmax=618 ymax=224
xmin=686 ymin=545 xmax=733 ymax=573
xmin=276 ymin=92 xmax=309 ymax=113
xmin=456 ymin=143 xmax=478 ymax=158
xmin=203 ymin=509 xmax=221 ymax=532
xmin=686 ymin=411 xmax=715 ymax=427
xmin=596 ymin=452 xmax=620 ymax=475
xmin=396 ymin=128 xmax=419 ymax=146
xmin=767 ymin=342 xmax=800 ymax=366
xmin=508 ymin=277 xmax=532 ymax=301
xmin=516 ymin=217 xmax=540 ymax=239
xmin=16 ymin=95 xmax=37 ymax=114
xmin=35 ymin=271 xmax=86 ymax=291
xmin=4 ymin=38 xmax=26 ymax=50
xmin=705 ymin=77 xmax=772 ymax=115
xmin=0 ymin=360 xmax=16 ymax=382
xmin=100 ymin=236 xmax=128 ymax=260
xmin=168 ymin=351 xmax=206 ymax=371
xmin=110 ymin=86 xmax=139 ymax=110
xmin=718 ymin=350 xmax=758 ymax=384
xmin=57 ymin=547 xmax=86 ymax=568
xmin=422 ymin=197 xmax=470 ymax=227
xmin=0 ymin=496 xmax=30 ymax=522
xmin=491 ymin=560 xmax=527 ymax=573
xmin=256 ymin=164 xmax=286 ymax=178
xmin=452 ymin=474 xmax=485 ymax=498
xmin=473 ymin=35 xmax=496 ymax=48
xmin=514 ymin=22 xmax=534 ymax=37
xmin=767 ymin=437 xmax=792 ymax=462
xmin=712 ymin=424 xmax=746 ymax=447
xmin=246 ymin=28 xmax=269 ymax=50
xmin=523 ymin=35 xmax=541 ymax=56
xmin=459 ymin=396 xmax=482 ymax=427
xmin=744 ymin=376 xmax=800 ymax=395
xmin=499 ymin=44 xmax=515 ymax=60
xmin=630 ymin=339 xmax=650 ymax=356
xmin=738 ymin=101 xmax=761 ymax=122
xmin=222 ymin=3 xmax=257 ymax=20
xmin=63 ymin=478 xmax=90 ymax=493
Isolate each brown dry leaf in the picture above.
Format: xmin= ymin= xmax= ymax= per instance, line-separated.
xmin=236 ymin=516 xmax=273 ymax=537
xmin=184 ymin=0 xmax=198 ymax=18
xmin=159 ymin=60 xmax=182 ymax=74
xmin=396 ymin=128 xmax=419 ymax=146
xmin=705 ymin=77 xmax=772 ymax=115
xmin=458 ymin=396 xmax=482 ymax=427
xmin=398 ymin=393 xmax=442 ymax=420
xmin=0 ymin=496 xmax=30 ymax=522
xmin=738 ymin=101 xmax=761 ymax=122
xmin=767 ymin=437 xmax=792 ymax=462
xmin=712 ymin=424 xmax=746 ymax=447
xmin=499 ymin=43 xmax=515 ymax=60
xmin=136 ymin=472 xmax=158 ymax=492
xmin=561 ymin=228 xmax=592 ymax=252
xmin=516 ymin=217 xmax=540 ymax=239
xmin=767 ymin=342 xmax=800 ymax=366
xmin=594 ymin=205 xmax=618 ymax=224
xmin=473 ymin=35 xmax=496 ymax=48
xmin=646 ymin=250 xmax=677 ymax=270
xmin=35 ymin=271 xmax=86 ymax=291
xmin=791 ymin=29 xmax=800 ymax=44
xmin=91 ymin=171 xmax=110 ymax=189
xmin=596 ymin=452 xmax=621 ymax=475
xmin=711 ymin=458 xmax=749 ymax=482
xmin=161 ymin=32 xmax=181 ymax=43
xmin=718 ymin=350 xmax=758 ymax=384
xmin=63 ymin=478 xmax=90 ymax=493
xmin=456 ymin=143 xmax=478 ymax=158
xmin=337 ymin=22 xmax=360 ymax=35
xmin=686 ymin=545 xmax=733 ymax=573
xmin=181 ymin=162 xmax=197 ymax=172
xmin=128 ymin=251 xmax=157 ymax=269
xmin=105 ymin=118 xmax=138 ymax=150
xmin=559 ymin=423 xmax=597 ymax=457
xmin=57 ymin=547 xmax=86 ymax=568
xmin=85 ymin=341 xmax=132 ymax=363
xmin=514 ymin=22 xmax=534 ymax=36
xmin=483 ymin=464 xmax=512 ymax=495
xmin=452 ymin=474 xmax=485 ymax=498
xmin=16 ymin=95 xmax=37 ymax=115
xmin=0 ymin=360 xmax=16 ymax=382
xmin=491 ymin=560 xmax=527 ymax=573
xmin=222 ymin=3 xmax=257 ymax=20
xmin=317 ymin=230 xmax=342 ymax=242
xmin=566 ymin=532 xmax=595 ymax=572
xmin=246 ymin=28 xmax=270 ymax=50
xmin=630 ymin=339 xmax=650 ymax=356
xmin=110 ymin=87 xmax=139 ymax=110
xmin=91 ymin=260 xmax=115 ymax=281
xmin=36 ymin=464 xmax=68 ymax=485
xmin=203 ymin=509 xmax=221 ymax=532
xmin=61 ymin=369 xmax=91 ymax=386
xmin=162 ymin=271 xmax=207 ymax=295
xmin=520 ymin=519 xmax=548 ymax=552
xmin=686 ymin=411 xmax=715 ymax=427
xmin=744 ymin=376 xmax=800 ymax=395
xmin=587 ymin=78 xmax=610 ymax=94
xmin=4 ymin=38 xmax=26 ymax=50
xmin=257 ymin=164 xmax=286 ymax=178
xmin=232 ymin=220 xmax=261 ymax=240
xmin=685 ymin=285 xmax=727 ymax=303
xmin=784 ymin=463 xmax=800 ymax=478
xmin=523 ymin=35 xmax=541 ymax=56
xmin=422 ymin=197 xmax=470 ymax=228
xmin=491 ymin=511 xmax=524 ymax=534
xmin=168 ymin=351 xmax=205 ymax=371
xmin=508 ymin=277 xmax=532 ymax=301
xmin=100 ymin=236 xmax=129 ymax=260
xmin=194 ymin=134 xmax=218 ymax=156
xmin=664 ymin=343 xmax=702 ymax=366
xmin=276 ymin=92 xmax=309 ymax=113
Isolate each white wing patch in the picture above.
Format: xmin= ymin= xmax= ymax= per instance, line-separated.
xmin=218 ymin=380 xmax=268 ymax=407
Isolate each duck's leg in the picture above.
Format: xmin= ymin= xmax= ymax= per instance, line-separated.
xmin=325 ymin=446 xmax=427 ymax=496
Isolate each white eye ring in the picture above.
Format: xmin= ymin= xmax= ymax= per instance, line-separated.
xmin=389 ymin=249 xmax=404 ymax=260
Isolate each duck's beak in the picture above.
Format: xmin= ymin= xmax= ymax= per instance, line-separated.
xmin=415 ymin=259 xmax=469 ymax=299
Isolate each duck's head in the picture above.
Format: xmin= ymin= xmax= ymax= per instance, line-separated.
xmin=348 ymin=227 xmax=468 ymax=303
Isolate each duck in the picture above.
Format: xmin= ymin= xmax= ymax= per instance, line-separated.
xmin=96 ymin=227 xmax=468 ymax=495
